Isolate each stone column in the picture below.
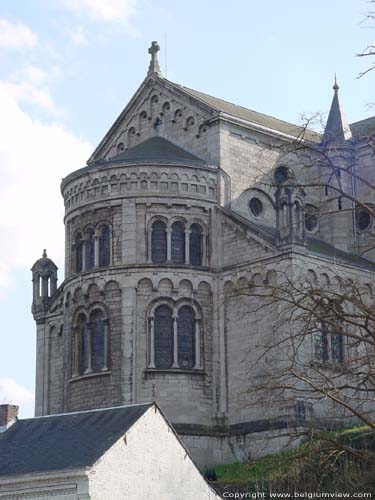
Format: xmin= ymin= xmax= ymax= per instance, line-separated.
xmin=84 ymin=322 xmax=93 ymax=374
xmin=148 ymin=317 xmax=155 ymax=368
xmin=73 ymin=327 xmax=80 ymax=378
xmin=82 ymin=241 xmax=87 ymax=271
xmin=185 ymin=228 xmax=190 ymax=264
xmin=172 ymin=315 xmax=179 ymax=368
xmin=167 ymin=227 xmax=172 ymax=263
xmin=50 ymin=276 xmax=57 ymax=295
xmin=102 ymin=319 xmax=109 ymax=371
xmin=147 ymin=228 xmax=152 ymax=263
xmin=94 ymin=234 xmax=100 ymax=267
xmin=109 ymin=229 xmax=113 ymax=265
xmin=202 ymin=232 xmax=207 ymax=266
xmin=194 ymin=318 xmax=202 ymax=369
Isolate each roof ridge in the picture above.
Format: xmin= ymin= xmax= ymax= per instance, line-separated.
xmin=22 ymin=402 xmax=153 ymax=421
xmin=349 ymin=115 xmax=375 ymax=127
xmin=173 ymin=82 xmax=319 ymax=136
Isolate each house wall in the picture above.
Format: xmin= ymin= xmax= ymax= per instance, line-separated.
xmin=0 ymin=472 xmax=89 ymax=500
xmin=89 ymin=407 xmax=221 ymax=500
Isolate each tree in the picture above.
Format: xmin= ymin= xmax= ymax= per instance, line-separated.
xmin=358 ymin=0 xmax=375 ymax=78
xmin=220 ymin=112 xmax=375 ymax=491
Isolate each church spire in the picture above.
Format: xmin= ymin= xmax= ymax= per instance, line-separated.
xmin=147 ymin=41 xmax=162 ymax=77
xmin=323 ymin=76 xmax=352 ymax=143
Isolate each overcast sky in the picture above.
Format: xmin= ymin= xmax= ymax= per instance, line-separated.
xmin=0 ymin=0 xmax=374 ymax=418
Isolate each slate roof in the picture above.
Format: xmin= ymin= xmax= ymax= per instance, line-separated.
xmin=0 ymin=404 xmax=152 ymax=477
xmin=174 ymin=84 xmax=321 ymax=143
xmin=323 ymin=83 xmax=352 ymax=143
xmin=306 ymin=236 xmax=375 ymax=271
xmin=107 ymin=136 xmax=208 ymax=165
xmin=222 ymin=207 xmax=375 ymax=271
xmin=350 ymin=116 xmax=375 ymax=139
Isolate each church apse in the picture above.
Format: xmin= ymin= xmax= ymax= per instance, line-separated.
xmin=31 ymin=42 xmax=375 ymax=467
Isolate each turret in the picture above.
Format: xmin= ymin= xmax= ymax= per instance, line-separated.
xmin=31 ymin=249 xmax=58 ymax=315
xmin=323 ymin=76 xmax=352 ymax=144
xmin=275 ymin=167 xmax=306 ymax=249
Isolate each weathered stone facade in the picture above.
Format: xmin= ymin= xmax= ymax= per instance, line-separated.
xmin=31 ymin=43 xmax=375 ymax=466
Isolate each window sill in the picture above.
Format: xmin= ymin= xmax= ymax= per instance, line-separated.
xmin=144 ymin=367 xmax=205 ymax=378
xmin=69 ymin=370 xmax=111 ymax=383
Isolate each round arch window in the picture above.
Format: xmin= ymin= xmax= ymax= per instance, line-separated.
xmin=274 ymin=166 xmax=290 ymax=184
xmin=249 ymin=197 xmax=263 ymax=217
xmin=356 ymin=210 xmax=371 ymax=231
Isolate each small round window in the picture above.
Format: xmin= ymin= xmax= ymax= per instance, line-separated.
xmin=274 ymin=166 xmax=290 ymax=184
xmin=305 ymin=212 xmax=318 ymax=232
xmin=356 ymin=210 xmax=371 ymax=231
xmin=249 ymin=197 xmax=263 ymax=217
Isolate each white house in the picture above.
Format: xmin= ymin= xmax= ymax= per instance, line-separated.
xmin=0 ymin=403 xmax=221 ymax=499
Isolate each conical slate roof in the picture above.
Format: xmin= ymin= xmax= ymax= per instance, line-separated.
xmin=323 ymin=78 xmax=352 ymax=143
xmin=109 ymin=136 xmax=208 ymax=165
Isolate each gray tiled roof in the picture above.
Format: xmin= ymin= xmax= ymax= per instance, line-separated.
xmin=0 ymin=404 xmax=152 ymax=477
xmin=174 ymin=84 xmax=321 ymax=142
xmin=350 ymin=116 xmax=375 ymax=139
xmin=224 ymin=207 xmax=375 ymax=271
xmin=306 ymin=236 xmax=375 ymax=271
xmin=323 ymin=86 xmax=352 ymax=143
xmin=107 ymin=136 xmax=208 ymax=165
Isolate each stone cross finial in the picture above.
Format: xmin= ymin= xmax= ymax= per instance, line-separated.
xmin=43 ymin=249 xmax=47 ymax=258
xmin=147 ymin=41 xmax=161 ymax=76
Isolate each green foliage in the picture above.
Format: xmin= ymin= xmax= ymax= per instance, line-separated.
xmin=214 ymin=426 xmax=375 ymax=494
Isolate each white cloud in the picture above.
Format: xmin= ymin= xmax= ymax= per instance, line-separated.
xmin=0 ymin=18 xmax=37 ymax=49
xmin=14 ymin=65 xmax=48 ymax=85
xmin=0 ymin=378 xmax=33 ymax=404
xmin=0 ymin=87 xmax=92 ymax=292
xmin=0 ymin=81 xmax=62 ymax=116
xmin=0 ymin=64 xmax=63 ymax=116
xmin=66 ymin=25 xmax=89 ymax=46
xmin=61 ymin=0 xmax=137 ymax=22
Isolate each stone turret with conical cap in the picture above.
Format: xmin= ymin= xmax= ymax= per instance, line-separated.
xmin=31 ymin=249 xmax=58 ymax=315
xmin=323 ymin=76 xmax=352 ymax=143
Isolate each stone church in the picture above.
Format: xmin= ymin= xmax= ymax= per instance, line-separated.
xmin=31 ymin=42 xmax=375 ymax=466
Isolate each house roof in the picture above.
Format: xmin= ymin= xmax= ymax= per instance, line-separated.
xmin=0 ymin=404 xmax=152 ymax=477
xmin=106 ymin=136 xmax=208 ymax=165
xmin=173 ymin=83 xmax=321 ymax=143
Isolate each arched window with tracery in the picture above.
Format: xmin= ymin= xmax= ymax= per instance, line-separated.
xmin=73 ymin=308 xmax=109 ymax=377
xmin=85 ymin=229 xmax=95 ymax=270
xmin=189 ymin=223 xmax=203 ymax=266
xmin=91 ymin=309 xmax=106 ymax=372
xmin=331 ymin=332 xmax=343 ymax=363
xmin=313 ymin=320 xmax=344 ymax=364
xmin=154 ymin=305 xmax=173 ymax=369
xmin=151 ymin=221 xmax=167 ymax=263
xmin=99 ymin=225 xmax=111 ymax=267
xmin=177 ymin=306 xmax=195 ymax=369
xmin=171 ymin=221 xmax=185 ymax=264
xmin=149 ymin=302 xmax=202 ymax=371
xmin=75 ymin=233 xmax=83 ymax=273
